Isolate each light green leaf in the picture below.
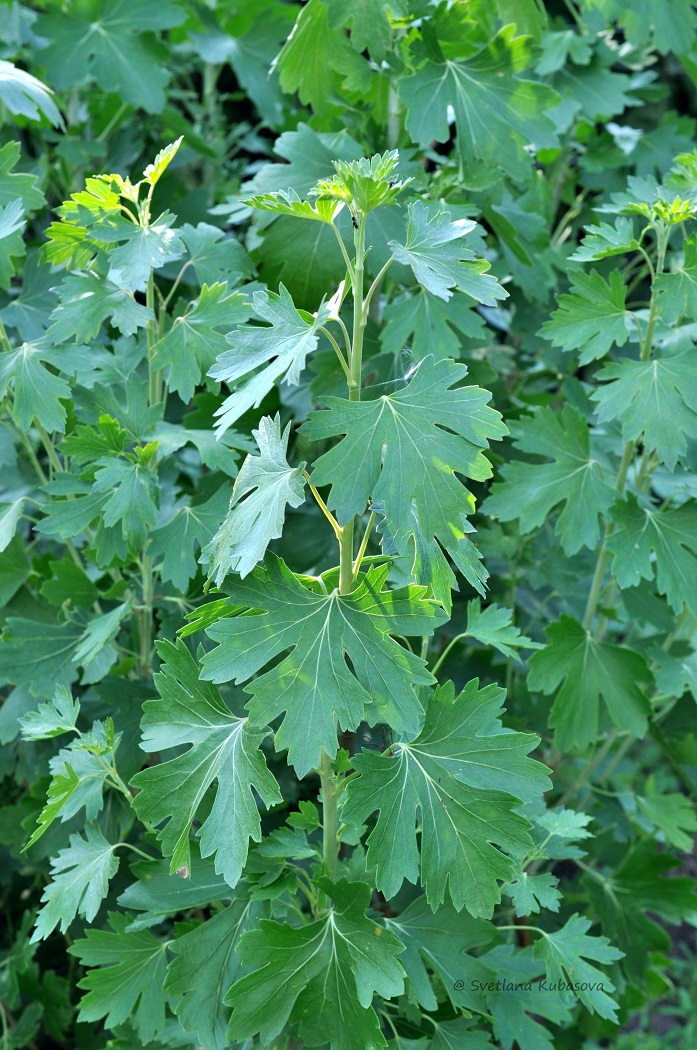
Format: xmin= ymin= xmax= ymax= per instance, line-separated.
xmin=132 ymin=639 xmax=282 ymax=886
xmin=569 ymin=217 xmax=641 ymax=261
xmin=528 ymin=615 xmax=652 ymax=751
xmin=201 ymin=415 xmax=306 ymax=585
xmin=32 ymin=825 xmax=119 ymax=942
xmin=225 ymin=879 xmax=405 ymax=1050
xmin=246 ymin=188 xmax=343 ymax=224
xmin=210 ymin=284 xmax=331 ymax=434
xmin=389 ymin=202 xmax=507 ymax=304
xmin=533 ymin=914 xmax=623 ymax=1020
xmin=0 ymin=60 xmax=62 ymax=125
xmin=592 ymin=349 xmax=697 ymax=470
xmin=143 ymin=137 xmax=182 ymax=186
xmin=486 ymin=405 xmax=616 ymax=554
xmin=0 ymin=198 xmax=24 ymax=240
xmin=73 ymin=601 xmax=132 ymax=678
xmin=343 ymin=680 xmax=542 ymax=915
xmin=464 ymin=600 xmax=542 ymax=658
xmin=541 ymin=269 xmax=632 ymax=363
xmin=0 ymin=498 xmax=25 ymax=552
xmin=19 ymin=685 xmax=79 ymax=740
xmin=69 ymin=913 xmax=169 ymax=1043
xmin=152 ymin=283 xmax=250 ymax=402
xmin=201 ymin=556 xmax=445 ymax=776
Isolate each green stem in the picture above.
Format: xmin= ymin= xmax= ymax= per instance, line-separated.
xmin=581 ymin=437 xmax=635 ymax=632
xmin=352 ymin=512 xmax=376 ymax=582
xmin=139 ymin=553 xmax=154 ymax=678
xmin=557 ymin=729 xmax=622 ymax=806
xmin=146 ymin=270 xmax=160 ymax=406
xmin=319 ymin=751 xmax=338 ymax=880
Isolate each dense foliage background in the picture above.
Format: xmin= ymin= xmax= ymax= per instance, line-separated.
xmin=1 ymin=1 xmax=697 ymax=1048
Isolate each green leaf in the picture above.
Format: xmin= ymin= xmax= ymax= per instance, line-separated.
xmin=398 ymin=25 xmax=560 ymax=179
xmin=0 ymin=198 xmax=24 ymax=240
xmin=246 ymin=187 xmax=344 ymax=224
xmin=0 ymin=617 xmax=83 ymax=697
xmin=151 ymin=283 xmax=250 ymax=402
xmin=0 ymin=340 xmax=71 ymax=432
xmin=243 ymin=122 xmax=363 ymax=200
xmin=343 ymin=680 xmax=542 ymax=915
xmin=506 ymin=872 xmax=561 ymax=917
xmin=313 ymin=150 xmax=412 ymax=214
xmin=201 ymin=415 xmax=306 ymax=585
xmin=118 ymin=848 xmax=232 ymax=929
xmin=592 ymin=350 xmax=697 ymax=470
xmin=165 ymin=898 xmax=265 ymax=1050
xmin=201 ymin=556 xmax=445 ymax=776
xmin=0 ymin=498 xmax=25 ymax=552
xmin=303 ymin=357 xmax=506 ymax=603
xmin=19 ymin=685 xmax=79 ymax=740
xmin=225 ymin=878 xmax=405 ymax=1050
xmin=569 ymin=217 xmax=641 ymax=261
xmin=93 ymin=457 xmax=159 ymax=548
xmin=581 ymin=840 xmax=697 ymax=984
xmin=24 ymin=720 xmax=119 ymax=848
xmin=274 ymin=0 xmax=357 ymax=113
xmin=541 ymin=270 xmax=632 ymax=363
xmin=150 ymin=487 xmax=231 ymax=591
xmin=69 ymin=913 xmax=169 ymax=1043
xmin=107 ymin=212 xmax=184 ymax=291
xmin=0 ymin=60 xmax=62 ymax=125
xmin=32 ymin=825 xmax=119 ymax=942
xmin=0 ymin=142 xmax=44 ymax=213
xmin=637 ymin=788 xmax=697 ymax=850
xmin=384 ymin=896 xmax=495 ymax=1013
xmin=463 ymin=600 xmax=542 ymax=658
xmin=210 ymin=284 xmax=331 ymax=434
xmin=655 ymin=236 xmax=697 ymax=321
xmin=533 ymin=914 xmax=623 ymax=1020
xmin=180 ymin=222 xmax=253 ymax=288
xmin=143 ymin=136 xmax=182 ymax=186
xmin=380 ymin=289 xmax=487 ymax=362
xmin=325 ymin=0 xmax=404 ymax=61
xmin=389 ymin=202 xmax=507 ymax=304
xmin=48 ymin=273 xmax=153 ymax=343
xmin=131 ymin=639 xmax=282 ymax=886
xmin=73 ymin=601 xmax=132 ymax=681
xmin=486 ymin=405 xmax=616 ymax=554
xmin=528 ymin=616 xmax=652 ymax=751
xmin=607 ymin=494 xmax=697 ymax=615
xmin=37 ymin=0 xmax=186 ymax=113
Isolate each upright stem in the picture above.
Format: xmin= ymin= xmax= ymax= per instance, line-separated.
xmin=146 ymin=271 xmax=159 ymax=406
xmin=321 ymin=212 xmax=368 ymax=882
xmin=139 ymin=552 xmax=154 ymax=678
